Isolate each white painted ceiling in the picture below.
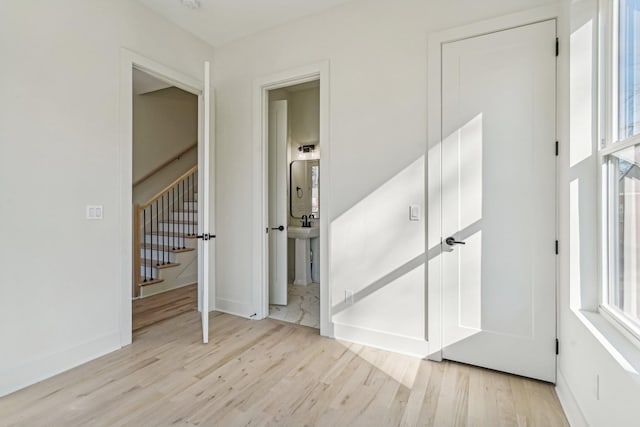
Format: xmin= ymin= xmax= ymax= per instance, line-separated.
xmin=137 ymin=0 xmax=356 ymax=47
xmin=133 ymin=68 xmax=173 ymax=95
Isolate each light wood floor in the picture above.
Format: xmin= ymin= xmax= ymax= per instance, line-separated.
xmin=1 ymin=311 xmax=568 ymax=427
xmin=132 ymin=284 xmax=197 ymax=331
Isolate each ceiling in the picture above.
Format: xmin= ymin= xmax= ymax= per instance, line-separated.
xmin=137 ymin=0 xmax=356 ymax=47
xmin=283 ymin=80 xmax=319 ymax=92
xmin=133 ymin=68 xmax=173 ymax=95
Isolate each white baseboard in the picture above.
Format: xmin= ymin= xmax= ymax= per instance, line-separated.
xmin=0 ymin=332 xmax=121 ymax=397
xmin=334 ymin=323 xmax=429 ymax=358
xmin=215 ymin=297 xmax=255 ymax=319
xmin=139 ymin=281 xmax=197 ymax=298
xmin=555 ymin=369 xmax=588 ymax=427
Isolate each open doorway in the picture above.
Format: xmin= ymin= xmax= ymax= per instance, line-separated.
xmin=131 ymin=68 xmax=199 ymax=332
xmin=267 ymin=81 xmax=321 ymax=329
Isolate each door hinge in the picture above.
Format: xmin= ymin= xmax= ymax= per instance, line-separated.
xmin=556 ymin=338 xmax=559 ymax=355
xmin=555 ymin=240 xmax=559 ymax=255
xmin=555 ymin=37 xmax=559 ymax=56
xmin=555 ymin=140 xmax=559 ymax=156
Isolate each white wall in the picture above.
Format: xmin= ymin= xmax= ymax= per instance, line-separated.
xmin=554 ymin=0 xmax=640 ymax=425
xmin=133 ymin=86 xmax=198 ymax=202
xmin=133 ymin=87 xmax=197 ymax=183
xmin=289 ymin=87 xmax=320 ymax=154
xmin=0 ymin=0 xmax=214 ymax=396
xmin=133 ymin=86 xmax=198 ymax=205
xmin=213 ymin=0 xmax=557 ymax=351
xmin=286 ymin=86 xmax=320 ymax=224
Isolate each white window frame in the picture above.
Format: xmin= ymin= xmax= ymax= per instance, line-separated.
xmin=599 ymin=0 xmax=640 ymax=343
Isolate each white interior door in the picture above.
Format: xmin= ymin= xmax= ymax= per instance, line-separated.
xmin=269 ymin=100 xmax=288 ymax=306
xmin=441 ymin=20 xmax=557 ymax=382
xmin=199 ymin=61 xmax=212 ymax=344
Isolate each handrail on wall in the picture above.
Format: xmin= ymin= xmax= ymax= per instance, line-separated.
xmin=133 ymin=142 xmax=197 ymax=187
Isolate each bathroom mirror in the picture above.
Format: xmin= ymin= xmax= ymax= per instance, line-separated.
xmin=290 ymin=159 xmax=319 ymax=219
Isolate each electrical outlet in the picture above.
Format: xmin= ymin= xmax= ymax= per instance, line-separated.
xmin=345 ymin=289 xmax=354 ymax=305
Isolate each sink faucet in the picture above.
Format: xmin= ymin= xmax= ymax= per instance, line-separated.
xmin=301 ymin=215 xmax=310 ymax=227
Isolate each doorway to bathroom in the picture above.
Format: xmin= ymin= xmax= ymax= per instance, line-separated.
xmin=255 ymin=62 xmax=331 ymax=337
xmin=267 ymin=81 xmax=321 ymax=329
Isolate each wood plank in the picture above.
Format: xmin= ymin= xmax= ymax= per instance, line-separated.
xmin=1 ymin=311 xmax=569 ymax=427
xmin=132 ymin=284 xmax=197 ymax=331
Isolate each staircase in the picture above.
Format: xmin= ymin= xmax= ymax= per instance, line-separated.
xmin=134 ymin=166 xmax=198 ymax=298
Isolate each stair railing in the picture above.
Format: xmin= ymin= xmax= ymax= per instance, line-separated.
xmin=133 ymin=142 xmax=197 ymax=187
xmin=133 ymin=165 xmax=198 ymax=297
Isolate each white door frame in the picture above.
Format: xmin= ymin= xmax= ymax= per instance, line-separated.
xmin=118 ymin=48 xmax=211 ymax=346
xmin=426 ymin=4 xmax=563 ymax=361
xmin=253 ymin=61 xmax=333 ymax=337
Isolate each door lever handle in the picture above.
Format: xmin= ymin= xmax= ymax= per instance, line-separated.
xmin=445 ymin=237 xmax=466 ymax=246
xmin=271 ymin=225 xmax=285 ymax=231
xmin=196 ymin=233 xmax=216 ymax=240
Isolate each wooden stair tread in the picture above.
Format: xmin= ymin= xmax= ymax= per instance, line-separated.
xmin=141 ymin=261 xmax=181 ymax=270
xmin=141 ymin=244 xmax=194 ymax=253
xmin=138 ymin=278 xmax=164 ymax=287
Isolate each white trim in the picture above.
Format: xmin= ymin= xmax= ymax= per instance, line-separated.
xmin=556 ymin=369 xmax=589 ymax=427
xmin=0 ymin=332 xmax=121 ymax=397
xmin=201 ymin=61 xmax=210 ymax=343
xmin=600 ymin=304 xmax=640 ymax=348
xmin=334 ymin=323 xmax=429 ymax=359
xmin=119 ymin=48 xmax=204 ymax=348
xmin=426 ymin=4 xmax=563 ymax=361
xmin=252 ymin=61 xmax=333 ymax=337
xmin=599 ymin=0 xmax=615 ymax=149
xmin=599 ymin=132 xmax=640 ymax=155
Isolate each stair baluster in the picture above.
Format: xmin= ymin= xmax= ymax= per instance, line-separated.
xmin=156 ymin=200 xmax=159 ymax=266
xmin=191 ymin=171 xmax=196 ymax=236
xmin=161 ymin=193 xmax=166 ymax=265
xmin=181 ymin=179 xmax=186 ymax=249
xmin=171 ymin=187 xmax=176 ymax=250
xmin=134 ymin=165 xmax=197 ymax=294
xmin=150 ymin=205 xmax=154 ymax=280
xmin=187 ymin=174 xmax=191 ymax=236
xmin=143 ymin=209 xmax=147 ymax=283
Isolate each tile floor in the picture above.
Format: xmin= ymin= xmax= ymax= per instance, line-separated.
xmin=269 ymin=282 xmax=320 ymax=329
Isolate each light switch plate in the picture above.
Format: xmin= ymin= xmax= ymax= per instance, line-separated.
xmin=409 ymin=205 xmax=420 ymax=221
xmin=345 ymin=289 xmax=354 ymax=305
xmin=86 ymin=205 xmax=104 ymax=220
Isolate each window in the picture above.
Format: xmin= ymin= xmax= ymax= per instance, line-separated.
xmin=607 ymin=147 xmax=640 ymax=326
xmin=618 ymin=0 xmax=640 ymax=139
xmin=602 ymin=0 xmax=640 ymax=336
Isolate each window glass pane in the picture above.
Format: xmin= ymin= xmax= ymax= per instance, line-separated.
xmin=610 ymin=145 xmax=640 ymax=325
xmin=619 ymin=0 xmax=640 ymax=139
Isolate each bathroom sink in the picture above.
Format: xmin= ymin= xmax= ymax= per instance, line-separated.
xmin=288 ymin=225 xmax=319 ymax=239
xmin=288 ymin=226 xmax=319 ymax=286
